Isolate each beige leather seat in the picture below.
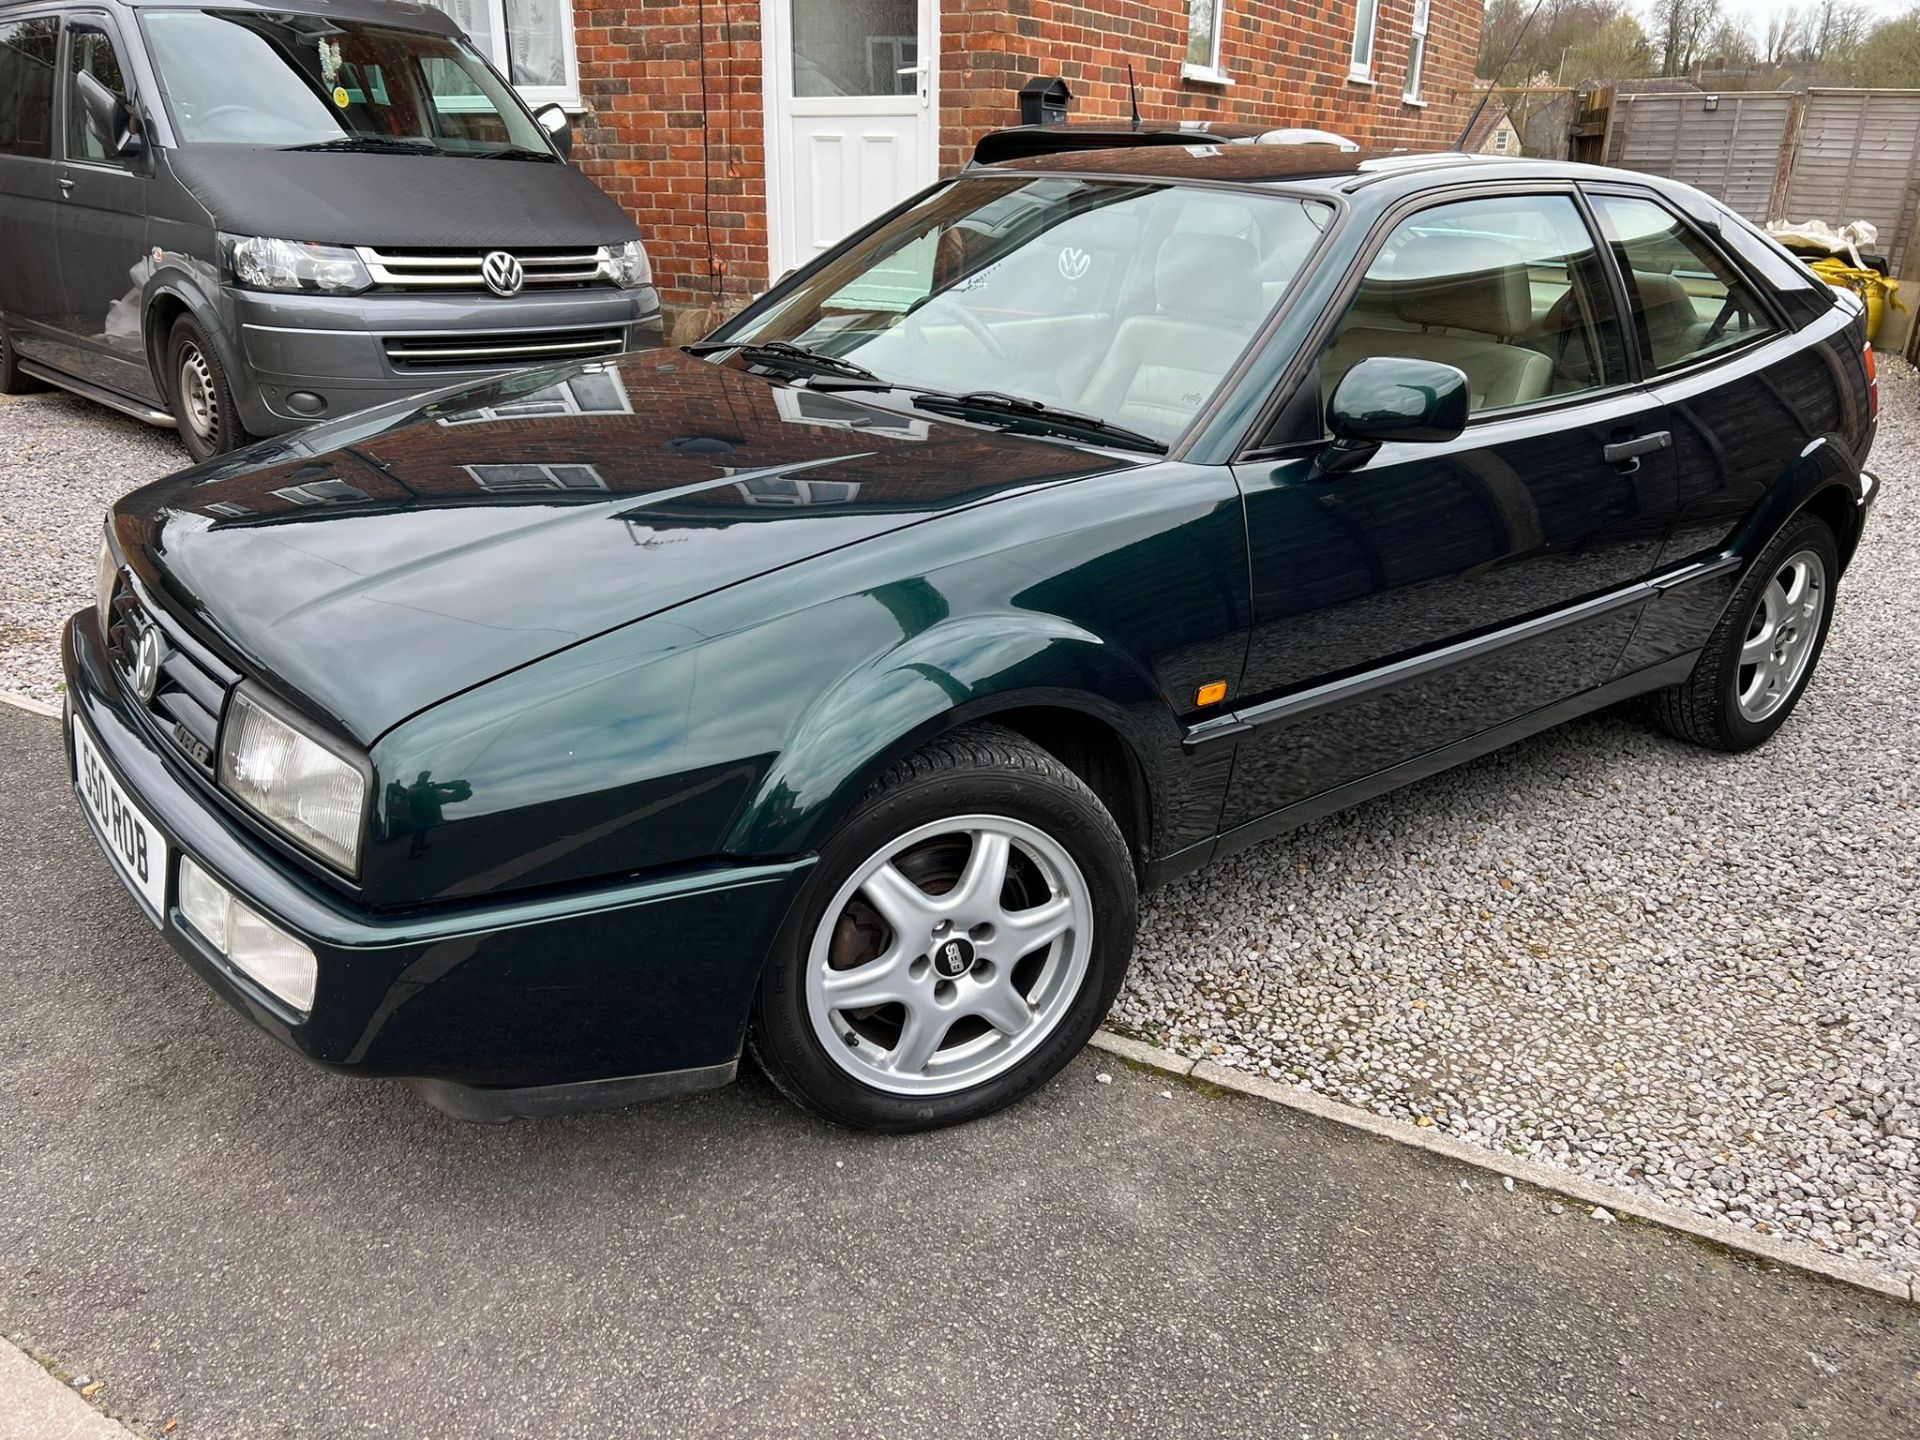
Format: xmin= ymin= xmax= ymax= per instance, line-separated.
xmin=1325 ymin=234 xmax=1554 ymax=413
xmin=1075 ymin=234 xmax=1263 ymax=438
xmin=1629 ymin=269 xmax=1709 ymax=369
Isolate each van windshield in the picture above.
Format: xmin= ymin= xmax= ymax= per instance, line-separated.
xmin=142 ymin=9 xmax=551 ymax=157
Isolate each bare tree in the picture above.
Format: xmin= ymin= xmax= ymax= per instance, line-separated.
xmin=1762 ymin=7 xmax=1799 ymax=65
xmin=1650 ymin=0 xmax=1723 ymax=77
xmin=1797 ymin=0 xmax=1869 ymax=65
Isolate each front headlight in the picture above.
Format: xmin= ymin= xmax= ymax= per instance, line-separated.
xmin=224 ymin=234 xmax=372 ymax=295
xmin=599 ymin=238 xmax=652 ymax=289
xmin=218 ymin=688 xmax=369 ymax=874
xmin=96 ymin=533 xmax=117 ymax=633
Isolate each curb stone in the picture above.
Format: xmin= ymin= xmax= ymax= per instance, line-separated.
xmin=0 ymin=691 xmax=59 ymax=718
xmin=0 ymin=1336 xmax=140 ymax=1439
xmin=1091 ymin=1030 xmax=1915 ymax=1305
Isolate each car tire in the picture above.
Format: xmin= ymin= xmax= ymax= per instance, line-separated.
xmin=1647 ymin=512 xmax=1839 ymax=752
xmin=0 ymin=320 xmax=39 ymax=395
xmin=749 ymin=722 xmax=1138 ymax=1133
xmin=166 ymin=316 xmax=249 ymax=463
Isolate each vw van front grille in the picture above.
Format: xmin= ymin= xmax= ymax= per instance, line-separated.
xmin=358 ymin=245 xmax=611 ymax=292
xmin=381 ymin=327 xmax=627 ymax=371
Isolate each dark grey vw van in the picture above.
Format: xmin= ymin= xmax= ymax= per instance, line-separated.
xmin=0 ymin=0 xmax=660 ymax=459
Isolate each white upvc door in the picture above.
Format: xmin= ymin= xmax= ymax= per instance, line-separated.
xmin=763 ymin=0 xmax=939 ymax=281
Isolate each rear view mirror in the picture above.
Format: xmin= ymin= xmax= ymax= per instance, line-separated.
xmin=534 ymin=102 xmax=572 ymax=159
xmin=75 ymin=70 xmax=141 ymax=158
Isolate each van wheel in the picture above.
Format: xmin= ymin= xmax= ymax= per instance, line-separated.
xmin=167 ymin=316 xmax=248 ymax=462
xmin=0 ymin=322 xmax=39 ymax=395
xmin=749 ymin=724 xmax=1137 ymax=1132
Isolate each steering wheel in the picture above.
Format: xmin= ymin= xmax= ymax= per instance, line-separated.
xmin=908 ymin=293 xmax=1012 ymax=364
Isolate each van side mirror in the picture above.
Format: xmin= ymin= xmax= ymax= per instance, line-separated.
xmin=75 ymin=70 xmax=141 ymax=158
xmin=1318 ymin=356 xmax=1469 ymax=476
xmin=534 ymin=102 xmax=572 ymax=159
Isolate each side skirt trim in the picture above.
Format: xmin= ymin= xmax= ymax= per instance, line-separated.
xmin=1206 ymin=651 xmax=1700 ymax=864
xmin=19 ymin=359 xmax=175 ymax=427
xmin=1184 ymin=556 xmax=1740 ymax=757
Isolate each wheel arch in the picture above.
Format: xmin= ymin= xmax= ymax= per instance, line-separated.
xmin=1730 ymin=434 xmax=1868 ymax=578
xmin=721 ymin=613 xmax=1176 ymax=874
xmin=141 ymin=271 xmax=234 ymax=407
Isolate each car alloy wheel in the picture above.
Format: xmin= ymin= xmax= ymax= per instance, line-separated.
xmin=804 ymin=815 xmax=1093 ymax=1097
xmin=1735 ymin=548 xmax=1826 ymax=724
xmin=177 ymin=342 xmax=219 ymax=448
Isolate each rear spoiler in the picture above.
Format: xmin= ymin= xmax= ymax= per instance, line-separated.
xmin=972 ymin=126 xmax=1238 ymax=166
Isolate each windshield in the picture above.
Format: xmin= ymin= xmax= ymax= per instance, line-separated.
xmin=722 ymin=175 xmax=1331 ymax=444
xmin=142 ymin=9 xmax=548 ymax=155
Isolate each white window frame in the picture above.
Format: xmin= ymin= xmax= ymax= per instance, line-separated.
xmin=1403 ymin=0 xmax=1430 ymax=105
xmin=428 ymin=0 xmax=579 ymax=110
xmin=1349 ymin=0 xmax=1379 ymax=83
xmin=1182 ymin=0 xmax=1231 ymax=86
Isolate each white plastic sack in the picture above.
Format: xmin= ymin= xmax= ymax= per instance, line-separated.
xmin=1766 ymin=218 xmax=1880 ymax=269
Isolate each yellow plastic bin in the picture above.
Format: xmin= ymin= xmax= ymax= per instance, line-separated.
xmin=1808 ymin=257 xmax=1902 ymax=343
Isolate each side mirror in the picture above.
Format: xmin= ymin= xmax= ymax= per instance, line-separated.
xmin=75 ymin=70 xmax=141 ymax=158
xmin=534 ymin=102 xmax=572 ymax=159
xmin=1318 ymin=356 xmax=1469 ymax=476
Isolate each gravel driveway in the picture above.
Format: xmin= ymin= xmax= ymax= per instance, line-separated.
xmin=3 ymin=370 xmax=1916 ymax=1287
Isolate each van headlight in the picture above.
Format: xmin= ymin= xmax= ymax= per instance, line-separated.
xmin=599 ymin=239 xmax=652 ymax=289
xmin=224 ymin=234 xmax=373 ymax=295
xmin=218 ymin=688 xmax=370 ymax=874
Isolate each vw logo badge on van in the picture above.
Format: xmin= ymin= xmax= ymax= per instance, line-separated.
xmin=133 ymin=625 xmax=167 ymax=704
xmin=481 ymin=250 xmax=525 ymax=297
xmin=1057 ymin=247 xmax=1092 ymax=281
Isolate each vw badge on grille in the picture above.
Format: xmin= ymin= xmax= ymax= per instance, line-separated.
xmin=482 ymin=250 xmax=525 ymax=297
xmin=133 ymin=625 xmax=167 ymax=703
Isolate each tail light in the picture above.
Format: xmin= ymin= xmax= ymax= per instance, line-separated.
xmin=1865 ymin=343 xmax=1879 ymax=419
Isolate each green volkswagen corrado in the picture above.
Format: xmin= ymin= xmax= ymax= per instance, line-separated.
xmin=66 ymin=132 xmax=1879 ymax=1129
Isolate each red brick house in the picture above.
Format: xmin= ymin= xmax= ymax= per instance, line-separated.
xmin=427 ymin=1 xmax=1484 ymax=327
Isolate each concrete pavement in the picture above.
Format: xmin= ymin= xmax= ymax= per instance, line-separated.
xmin=1 ymin=704 xmax=1916 ymax=1439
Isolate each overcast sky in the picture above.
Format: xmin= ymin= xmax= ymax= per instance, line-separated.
xmin=1703 ymin=0 xmax=1909 ymax=27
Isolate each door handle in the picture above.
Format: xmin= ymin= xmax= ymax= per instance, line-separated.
xmin=58 ymin=176 xmax=74 ymax=197
xmin=1602 ymin=430 xmax=1670 ymax=465
xmin=896 ymin=60 xmax=929 ymax=107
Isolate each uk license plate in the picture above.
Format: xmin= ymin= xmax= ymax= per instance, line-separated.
xmin=73 ymin=715 xmax=169 ymax=925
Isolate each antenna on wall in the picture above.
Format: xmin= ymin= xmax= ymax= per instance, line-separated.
xmin=1454 ymin=0 xmax=1550 ymax=151
xmin=1126 ymin=62 xmax=1142 ymax=129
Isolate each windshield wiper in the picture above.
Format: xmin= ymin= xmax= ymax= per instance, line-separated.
xmin=910 ymin=391 xmax=1166 ymax=453
xmin=282 ymin=134 xmax=437 ymax=154
xmin=684 ymin=339 xmax=887 ymax=385
xmin=474 ymin=145 xmax=555 ymax=161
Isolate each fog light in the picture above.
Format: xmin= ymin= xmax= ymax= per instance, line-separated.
xmin=285 ymin=391 xmax=327 ymax=417
xmin=178 ymin=855 xmax=318 ymax=1014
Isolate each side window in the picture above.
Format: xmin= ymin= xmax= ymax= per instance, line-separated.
xmin=0 ymin=16 xmax=57 ymax=158
xmin=1590 ymin=194 xmax=1775 ymax=372
xmin=65 ymin=21 xmax=131 ymax=165
xmin=1316 ymin=194 xmax=1627 ymax=422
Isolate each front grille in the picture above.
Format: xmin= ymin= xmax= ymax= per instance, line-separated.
xmin=358 ymin=245 xmax=611 ymax=292
xmin=104 ymin=579 xmax=237 ymax=779
xmin=381 ymin=326 xmax=627 ymax=371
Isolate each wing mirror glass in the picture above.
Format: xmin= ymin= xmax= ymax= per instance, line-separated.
xmin=1318 ymin=356 xmax=1470 ymax=476
xmin=534 ymin=102 xmax=572 ymax=159
xmin=76 ymin=70 xmax=141 ymax=158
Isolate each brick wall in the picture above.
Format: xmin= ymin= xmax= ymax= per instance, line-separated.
xmin=570 ymin=0 xmax=1483 ymax=317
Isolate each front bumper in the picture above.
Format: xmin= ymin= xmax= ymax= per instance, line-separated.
xmin=61 ymin=609 xmax=810 ymax=1119
xmin=222 ymin=283 xmax=665 ymax=437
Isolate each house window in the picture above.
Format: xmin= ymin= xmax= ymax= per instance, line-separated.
xmin=1404 ymin=0 xmax=1430 ymax=103
xmin=1350 ymin=0 xmax=1379 ymax=80
xmin=426 ymin=0 xmax=577 ymax=107
xmin=1494 ymin=127 xmax=1510 ymax=152
xmin=1183 ymin=1 xmax=1228 ymax=84
xmin=464 ymin=463 xmax=608 ymax=492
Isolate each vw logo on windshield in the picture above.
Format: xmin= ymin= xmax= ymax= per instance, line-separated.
xmin=132 ymin=625 xmax=167 ymax=704
xmin=481 ymin=250 xmax=525 ymax=297
xmin=1057 ymin=247 xmax=1092 ymax=281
